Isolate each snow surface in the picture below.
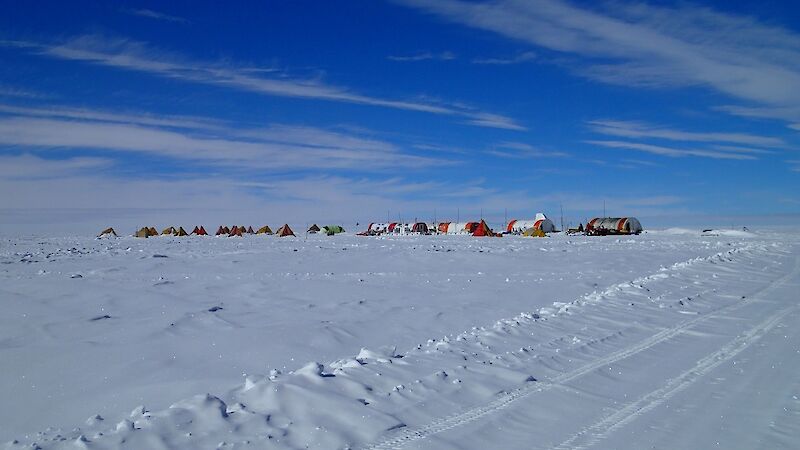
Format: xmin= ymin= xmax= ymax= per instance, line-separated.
xmin=1 ymin=231 xmax=798 ymax=449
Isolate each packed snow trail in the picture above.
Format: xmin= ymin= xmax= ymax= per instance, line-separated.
xmin=360 ymin=247 xmax=800 ymax=450
xmin=3 ymin=235 xmax=798 ymax=449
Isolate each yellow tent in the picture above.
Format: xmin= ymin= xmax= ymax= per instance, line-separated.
xmin=161 ymin=226 xmax=176 ymax=235
xmin=523 ymin=228 xmax=547 ymax=237
xmin=135 ymin=227 xmax=150 ymax=238
xmin=175 ymin=226 xmax=189 ymax=236
xmin=148 ymin=227 xmax=158 ymax=236
xmin=256 ymin=225 xmax=273 ymax=235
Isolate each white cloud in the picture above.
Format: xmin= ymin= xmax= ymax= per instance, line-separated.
xmin=487 ymin=141 xmax=569 ymax=158
xmin=388 ymin=51 xmax=456 ymax=61
xmin=2 ymin=35 xmax=523 ymax=130
xmin=398 ymin=0 xmax=800 ymax=125
xmin=0 ymin=154 xmax=112 ymax=179
xmin=472 ymin=51 xmax=536 ymax=65
xmin=0 ymin=111 xmax=445 ymax=172
xmin=588 ymin=120 xmax=785 ymax=148
xmin=124 ymin=9 xmax=189 ymax=23
xmin=587 ymin=140 xmax=756 ymax=160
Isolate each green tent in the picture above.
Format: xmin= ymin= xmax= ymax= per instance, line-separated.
xmin=322 ymin=225 xmax=345 ymax=235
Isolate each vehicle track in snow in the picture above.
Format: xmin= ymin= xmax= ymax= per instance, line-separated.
xmin=552 ymin=299 xmax=799 ymax=450
xmin=360 ymin=250 xmax=799 ymax=450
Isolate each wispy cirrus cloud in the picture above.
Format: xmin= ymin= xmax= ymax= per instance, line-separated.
xmin=588 ymin=120 xmax=785 ymax=148
xmin=1 ymin=35 xmax=524 ymax=130
xmin=487 ymin=141 xmax=569 ymax=159
xmin=0 ymin=154 xmax=112 ymax=179
xmin=472 ymin=51 xmax=536 ymax=65
xmin=0 ymin=105 xmax=447 ymax=172
xmin=587 ymin=140 xmax=756 ymax=160
xmin=398 ymin=0 xmax=800 ymax=126
xmin=123 ymin=9 xmax=189 ymax=24
xmin=387 ymin=51 xmax=456 ymax=62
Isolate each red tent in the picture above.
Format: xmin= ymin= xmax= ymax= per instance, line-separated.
xmin=472 ymin=220 xmax=498 ymax=237
xmin=228 ymin=226 xmax=243 ymax=237
xmin=197 ymin=226 xmax=208 ymax=236
xmin=276 ymin=224 xmax=295 ymax=237
xmin=215 ymin=226 xmax=226 ymax=236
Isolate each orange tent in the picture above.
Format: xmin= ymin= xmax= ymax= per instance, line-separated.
xmin=472 ymin=220 xmax=498 ymax=237
xmin=229 ymin=226 xmax=243 ymax=237
xmin=196 ymin=226 xmax=208 ymax=236
xmin=276 ymin=224 xmax=295 ymax=237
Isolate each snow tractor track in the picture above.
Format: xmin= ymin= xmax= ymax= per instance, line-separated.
xmin=552 ymin=300 xmax=800 ymax=450
xmin=361 ymin=251 xmax=799 ymax=450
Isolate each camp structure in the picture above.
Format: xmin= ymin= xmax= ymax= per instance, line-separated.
xmin=439 ymin=222 xmax=472 ymax=235
xmin=175 ymin=226 xmax=189 ymax=236
xmin=522 ymin=228 xmax=547 ymax=237
xmin=566 ymin=223 xmax=584 ymax=235
xmin=256 ymin=225 xmax=273 ymax=235
xmin=307 ymin=224 xmax=321 ymax=234
xmin=191 ymin=226 xmax=208 ymax=236
xmin=472 ymin=219 xmax=500 ymax=237
xmin=411 ymin=222 xmax=429 ymax=234
xmin=506 ymin=213 xmax=556 ymax=234
xmin=135 ymin=227 xmax=150 ymax=238
xmin=147 ymin=227 xmax=158 ymax=237
xmin=586 ymin=217 xmax=643 ymax=235
xmin=228 ymin=226 xmax=243 ymax=237
xmin=276 ymin=224 xmax=295 ymax=237
xmin=215 ymin=226 xmax=226 ymax=236
xmin=322 ymin=225 xmax=345 ymax=235
xmin=97 ymin=227 xmax=117 ymax=238
xmin=161 ymin=226 xmax=177 ymax=236
xmin=246 ymin=226 xmax=255 ymax=234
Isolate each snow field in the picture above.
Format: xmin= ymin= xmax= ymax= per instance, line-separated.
xmin=1 ymin=231 xmax=798 ymax=449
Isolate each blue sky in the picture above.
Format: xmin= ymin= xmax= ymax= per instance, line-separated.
xmin=1 ymin=0 xmax=799 ymax=230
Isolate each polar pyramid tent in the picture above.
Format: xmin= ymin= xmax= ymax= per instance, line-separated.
xmin=175 ymin=226 xmax=189 ymax=236
xmin=276 ymin=224 xmax=295 ymax=237
xmin=98 ymin=227 xmax=117 ymax=238
xmin=222 ymin=226 xmax=231 ymax=234
xmin=135 ymin=227 xmax=150 ymax=238
xmin=147 ymin=227 xmax=158 ymax=237
xmin=161 ymin=226 xmax=177 ymax=236
xmin=256 ymin=225 xmax=273 ymax=235
xmin=247 ymin=226 xmax=255 ymax=234
xmin=523 ymin=228 xmax=547 ymax=237
xmin=229 ymin=226 xmax=243 ymax=237
xmin=216 ymin=226 xmax=226 ymax=236
xmin=308 ymin=224 xmax=321 ymax=233
xmin=191 ymin=226 xmax=200 ymax=235
xmin=472 ymin=220 xmax=497 ymax=237
xmin=192 ymin=226 xmax=208 ymax=236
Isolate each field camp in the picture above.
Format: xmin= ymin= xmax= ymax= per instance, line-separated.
xmin=96 ymin=213 xmax=644 ymax=239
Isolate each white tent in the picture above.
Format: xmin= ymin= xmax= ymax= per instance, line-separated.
xmin=506 ymin=213 xmax=556 ymax=234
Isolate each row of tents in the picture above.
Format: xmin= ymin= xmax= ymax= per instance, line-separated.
xmin=97 ymin=215 xmax=642 ymax=239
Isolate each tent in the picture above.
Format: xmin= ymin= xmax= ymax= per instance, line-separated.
xmin=98 ymin=227 xmax=117 ymax=238
xmin=438 ymin=223 xmax=450 ymax=234
xmin=411 ymin=222 xmax=429 ymax=234
xmin=175 ymin=226 xmax=189 ymax=236
xmin=506 ymin=213 xmax=556 ymax=234
xmin=228 ymin=226 xmax=243 ymax=237
xmin=192 ymin=226 xmax=208 ymax=236
xmin=276 ymin=224 xmax=295 ymax=237
xmin=147 ymin=227 xmax=158 ymax=237
xmin=216 ymin=226 xmax=226 ymax=236
xmin=472 ymin=220 xmax=499 ymax=237
xmin=307 ymin=224 xmax=321 ymax=234
xmin=256 ymin=225 xmax=273 ymax=235
xmin=135 ymin=227 xmax=150 ymax=238
xmin=247 ymin=226 xmax=255 ymax=234
xmin=322 ymin=225 xmax=345 ymax=235
xmin=586 ymin=217 xmax=643 ymax=235
xmin=161 ymin=226 xmax=177 ymax=236
xmin=523 ymin=228 xmax=547 ymax=237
